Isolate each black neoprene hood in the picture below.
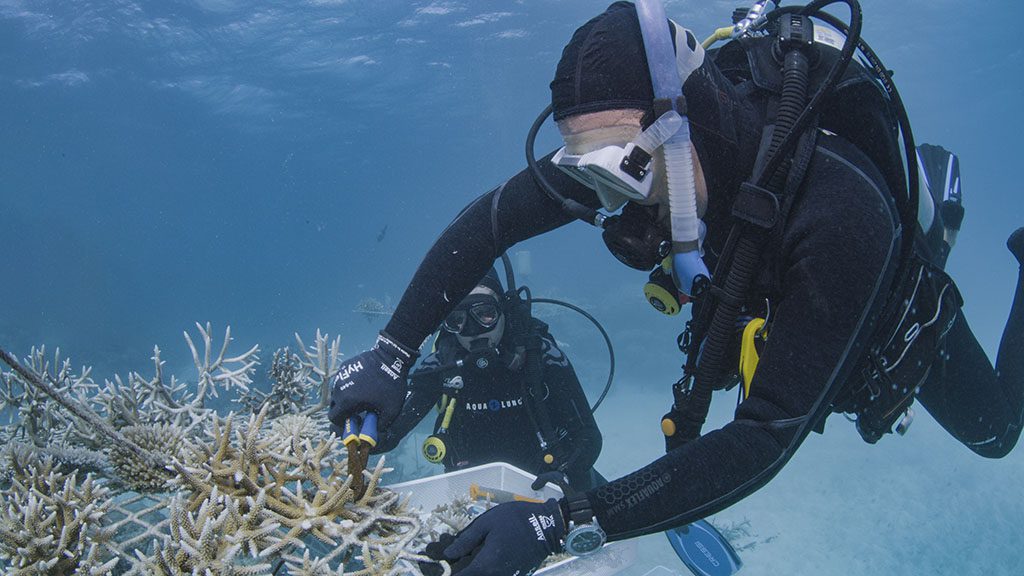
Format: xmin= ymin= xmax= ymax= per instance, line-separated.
xmin=550 ymin=1 xmax=657 ymax=121
xmin=549 ymin=1 xmax=754 ymax=206
xmin=477 ymin=267 xmax=503 ymax=296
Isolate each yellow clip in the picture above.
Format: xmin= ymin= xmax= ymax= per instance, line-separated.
xmin=739 ymin=318 xmax=768 ymax=400
xmin=440 ymin=397 xmax=457 ymax=430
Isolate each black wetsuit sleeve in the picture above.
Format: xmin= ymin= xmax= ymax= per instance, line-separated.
xmin=372 ymin=367 xmax=443 ymax=454
xmin=384 ymin=154 xmax=601 ymax=349
xmin=588 ymin=139 xmax=899 ymax=540
xmin=541 ymin=337 xmax=603 ymax=483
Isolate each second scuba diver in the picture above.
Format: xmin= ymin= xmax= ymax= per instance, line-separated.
xmin=369 ymin=267 xmax=605 ymax=491
xmin=329 ymin=1 xmax=1024 ymax=574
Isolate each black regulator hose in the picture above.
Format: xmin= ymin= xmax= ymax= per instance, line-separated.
xmin=674 ymin=0 xmax=871 ymax=445
xmin=500 ymin=252 xmax=518 ymax=293
xmin=675 ymin=49 xmax=813 ymax=443
xmin=525 ymin=105 xmax=607 ymax=228
xmin=755 ymin=0 xmax=863 ymax=188
xmin=532 ymin=298 xmax=617 ymax=413
xmin=673 ymin=5 xmax=843 ymax=444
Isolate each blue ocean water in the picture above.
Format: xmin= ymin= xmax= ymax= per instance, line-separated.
xmin=1 ymin=1 xmax=1021 ymax=574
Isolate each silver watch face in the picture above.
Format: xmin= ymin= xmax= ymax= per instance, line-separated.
xmin=565 ymin=524 xmax=606 ymax=556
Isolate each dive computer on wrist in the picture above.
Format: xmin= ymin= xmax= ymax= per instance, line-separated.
xmin=562 ymin=493 xmax=606 ymax=556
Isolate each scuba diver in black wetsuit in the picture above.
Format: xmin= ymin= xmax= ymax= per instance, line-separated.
xmin=370 ymin=268 xmax=605 ymax=491
xmin=328 ymin=1 xmax=1024 ymax=573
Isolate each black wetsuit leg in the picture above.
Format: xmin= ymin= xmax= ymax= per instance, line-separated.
xmin=916 ymin=254 xmax=1024 ymax=458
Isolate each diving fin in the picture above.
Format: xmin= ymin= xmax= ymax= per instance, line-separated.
xmin=916 ymin=143 xmax=964 ymax=268
xmin=665 ymin=519 xmax=742 ymax=576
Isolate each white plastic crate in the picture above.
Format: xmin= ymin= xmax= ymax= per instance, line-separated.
xmin=387 ymin=462 xmax=637 ymax=576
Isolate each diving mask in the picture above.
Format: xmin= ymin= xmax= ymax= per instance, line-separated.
xmin=552 ymin=110 xmax=685 ymax=211
xmin=443 ymin=296 xmax=502 ymax=336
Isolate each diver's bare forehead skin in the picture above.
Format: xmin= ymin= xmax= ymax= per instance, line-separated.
xmin=556 ymin=109 xmax=645 ymax=136
xmin=557 ymin=109 xmax=646 ymax=156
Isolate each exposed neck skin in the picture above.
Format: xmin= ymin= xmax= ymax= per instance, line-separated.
xmin=557 ymin=108 xmax=709 ymax=220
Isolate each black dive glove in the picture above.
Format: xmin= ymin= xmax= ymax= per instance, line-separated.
xmin=436 ymin=499 xmax=566 ymax=576
xmin=327 ymin=332 xmax=419 ymax=431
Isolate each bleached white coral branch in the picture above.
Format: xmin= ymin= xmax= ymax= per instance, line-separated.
xmin=285 ymin=548 xmax=347 ymax=576
xmin=295 ymin=330 xmax=342 ymax=408
xmin=92 ymin=346 xmax=194 ymax=429
xmin=184 ymin=322 xmax=260 ymax=402
xmin=240 ymin=348 xmax=314 ymax=418
xmin=2 ymin=324 xmax=445 ymax=576
xmin=0 ymin=347 xmax=179 ymax=481
xmin=0 ymin=346 xmax=91 ymax=446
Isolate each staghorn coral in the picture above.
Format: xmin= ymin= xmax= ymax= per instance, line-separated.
xmin=89 ymin=325 xmax=258 ymax=442
xmin=134 ymin=488 xmax=279 ymax=576
xmin=1 ymin=324 xmax=448 ymax=576
xmin=286 ymin=548 xmax=347 ymax=576
xmin=712 ymin=517 xmax=777 ymax=553
xmin=0 ymin=346 xmax=91 ymax=447
xmin=185 ymin=322 xmax=260 ymax=402
xmin=163 ymin=402 xmax=431 ymax=573
xmin=0 ymin=453 xmax=119 ymax=575
xmin=89 ymin=346 xmax=195 ymax=432
xmin=294 ymin=330 xmax=343 ymax=409
xmin=239 ymin=347 xmax=313 ymax=418
xmin=1 ymin=441 xmax=108 ymax=480
xmin=69 ymin=541 xmax=122 ymax=575
xmin=427 ymin=498 xmax=475 ymax=536
xmin=110 ymin=423 xmax=189 ymax=493
xmin=0 ymin=442 xmax=40 ymax=487
xmin=264 ymin=413 xmax=320 ymax=454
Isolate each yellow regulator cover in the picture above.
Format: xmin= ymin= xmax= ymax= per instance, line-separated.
xmin=422 ymin=436 xmax=447 ymax=464
xmin=645 ymin=281 xmax=681 ymax=315
xmin=645 ymin=256 xmax=682 ymax=316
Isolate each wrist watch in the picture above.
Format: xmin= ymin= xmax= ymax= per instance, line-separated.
xmin=562 ymin=493 xmax=606 ymax=556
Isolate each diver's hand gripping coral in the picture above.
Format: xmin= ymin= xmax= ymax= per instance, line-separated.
xmin=328 ymin=331 xmax=419 ymax=431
